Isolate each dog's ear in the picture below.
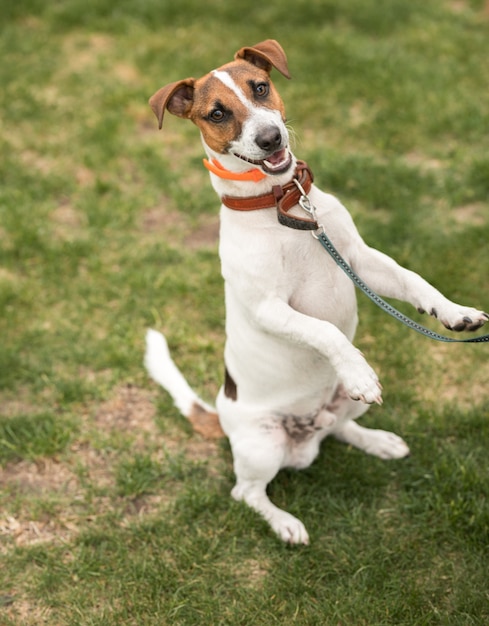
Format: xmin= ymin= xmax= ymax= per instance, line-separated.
xmin=149 ymin=78 xmax=195 ymax=129
xmin=235 ymin=39 xmax=291 ymax=79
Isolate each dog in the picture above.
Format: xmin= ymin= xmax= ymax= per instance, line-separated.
xmin=145 ymin=40 xmax=488 ymax=544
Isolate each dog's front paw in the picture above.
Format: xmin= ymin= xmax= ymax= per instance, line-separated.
xmin=427 ymin=305 xmax=489 ymax=332
xmin=337 ymin=353 xmax=383 ymax=405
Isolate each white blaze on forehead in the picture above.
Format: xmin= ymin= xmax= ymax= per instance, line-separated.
xmin=206 ymin=67 xmax=289 ymax=164
xmin=211 ymin=70 xmax=254 ymax=111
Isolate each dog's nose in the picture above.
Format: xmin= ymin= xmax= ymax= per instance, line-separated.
xmin=255 ymin=126 xmax=282 ymax=152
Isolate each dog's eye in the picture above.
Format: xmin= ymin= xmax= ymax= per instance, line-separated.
xmin=209 ymin=108 xmax=226 ymax=123
xmin=254 ymin=83 xmax=269 ymax=98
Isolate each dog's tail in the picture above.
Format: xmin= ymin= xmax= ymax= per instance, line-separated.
xmin=144 ymin=329 xmax=224 ymax=439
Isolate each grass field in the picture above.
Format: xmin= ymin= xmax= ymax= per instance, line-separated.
xmin=1 ymin=1 xmax=489 ymax=624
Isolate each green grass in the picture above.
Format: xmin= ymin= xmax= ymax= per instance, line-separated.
xmin=0 ymin=412 xmax=74 ymax=463
xmin=1 ymin=0 xmax=489 ymax=624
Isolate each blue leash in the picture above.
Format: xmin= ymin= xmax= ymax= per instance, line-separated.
xmin=315 ymin=231 xmax=489 ymax=344
xmin=290 ymin=177 xmax=489 ymax=344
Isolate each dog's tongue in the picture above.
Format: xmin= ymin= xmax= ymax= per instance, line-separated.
xmin=266 ymin=148 xmax=287 ymax=166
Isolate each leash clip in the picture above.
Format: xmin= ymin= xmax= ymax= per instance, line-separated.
xmin=293 ymin=179 xmax=325 ymax=238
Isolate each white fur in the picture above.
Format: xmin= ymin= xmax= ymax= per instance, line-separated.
xmin=146 ymin=61 xmax=487 ymax=545
xmin=144 ymin=329 xmax=214 ymax=417
xmin=210 ymin=70 xmax=290 ymax=170
xmin=212 ymin=70 xmax=254 ymax=110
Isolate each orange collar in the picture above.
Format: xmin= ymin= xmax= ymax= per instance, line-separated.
xmin=203 ymin=158 xmax=267 ymax=182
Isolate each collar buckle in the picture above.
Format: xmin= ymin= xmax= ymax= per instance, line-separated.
xmin=218 ymin=160 xmax=319 ymax=230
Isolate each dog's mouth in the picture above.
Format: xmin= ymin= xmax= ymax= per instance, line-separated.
xmin=234 ymin=148 xmax=293 ymax=175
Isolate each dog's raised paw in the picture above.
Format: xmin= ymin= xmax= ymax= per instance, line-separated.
xmin=436 ymin=306 xmax=489 ymax=332
xmin=337 ymin=354 xmax=382 ymax=405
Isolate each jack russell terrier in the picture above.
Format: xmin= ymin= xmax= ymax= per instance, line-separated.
xmin=145 ymin=40 xmax=488 ymax=544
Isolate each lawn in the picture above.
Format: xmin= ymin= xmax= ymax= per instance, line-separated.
xmin=1 ymin=0 xmax=489 ymax=624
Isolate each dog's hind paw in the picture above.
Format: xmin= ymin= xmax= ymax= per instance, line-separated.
xmin=269 ymin=510 xmax=310 ymax=545
xmin=360 ymin=429 xmax=410 ymax=459
xmin=232 ymin=483 xmax=310 ymax=545
xmin=335 ymin=421 xmax=410 ymax=460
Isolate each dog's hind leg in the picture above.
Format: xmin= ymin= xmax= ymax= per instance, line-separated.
xmin=231 ymin=452 xmax=310 ymax=545
xmin=334 ymin=420 xmax=410 ymax=459
xmin=225 ymin=421 xmax=310 ymax=545
xmin=328 ymin=385 xmax=410 ymax=460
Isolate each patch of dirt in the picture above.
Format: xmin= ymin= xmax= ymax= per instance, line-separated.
xmin=2 ymin=597 xmax=53 ymax=626
xmin=0 ymin=384 xmax=56 ymax=419
xmin=232 ymin=558 xmax=270 ymax=589
xmin=1 ymin=458 xmax=78 ymax=496
xmin=50 ymin=201 xmax=88 ymax=241
xmin=451 ymin=203 xmax=486 ymax=228
xmin=91 ymin=385 xmax=222 ymax=475
xmin=75 ymin=165 xmax=95 ymax=186
xmin=120 ymin=493 xmax=173 ymax=519
xmin=139 ymin=202 xmax=220 ymax=250
xmin=20 ymin=149 xmax=58 ymax=176
xmin=94 ymin=384 xmax=159 ymax=440
xmin=0 ymin=459 xmax=81 ymax=552
xmin=0 ymin=268 xmax=19 ymax=285
xmin=414 ymin=343 xmax=489 ymax=408
xmin=0 ymin=514 xmax=78 ymax=552
xmin=1 ymin=383 xmax=222 ymax=556
xmin=139 ymin=203 xmax=182 ymax=234
xmin=185 ymin=216 xmax=220 ymax=249
xmin=113 ymin=62 xmax=141 ymax=84
xmin=69 ymin=443 xmax=116 ymax=490
xmin=404 ymin=151 xmax=443 ymax=171
xmin=60 ymin=33 xmax=114 ymax=74
xmin=348 ymin=100 xmax=380 ymax=129
xmin=449 ymin=1 xmax=472 ymax=15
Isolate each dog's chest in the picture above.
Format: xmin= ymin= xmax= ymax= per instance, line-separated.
xmin=280 ymin=234 xmax=357 ymax=322
xmin=219 ymin=207 xmax=358 ymax=333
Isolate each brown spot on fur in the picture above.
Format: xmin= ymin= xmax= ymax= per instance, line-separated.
xmin=186 ymin=72 xmax=245 ymax=153
xmin=235 ymin=40 xmax=290 ymax=79
xmin=281 ymin=414 xmax=322 ymax=443
xmin=326 ymin=384 xmax=349 ymax=414
xmin=224 ymin=367 xmax=237 ymax=401
xmin=225 ymin=62 xmax=286 ymax=117
xmin=149 ymin=41 xmax=289 ymax=153
xmin=176 ymin=62 xmax=286 ymax=155
xmin=188 ymin=402 xmax=225 ymax=439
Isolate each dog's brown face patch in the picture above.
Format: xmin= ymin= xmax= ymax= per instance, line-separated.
xmin=187 ymin=60 xmax=287 ymax=155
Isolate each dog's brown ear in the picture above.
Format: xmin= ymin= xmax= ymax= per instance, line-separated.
xmin=149 ymin=78 xmax=195 ymax=129
xmin=235 ymin=39 xmax=290 ymax=79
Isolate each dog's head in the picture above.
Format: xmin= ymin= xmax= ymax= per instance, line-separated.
xmin=149 ymin=40 xmax=293 ymax=176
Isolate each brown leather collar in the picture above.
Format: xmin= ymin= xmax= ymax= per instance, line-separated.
xmin=221 ymin=160 xmax=318 ymax=230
